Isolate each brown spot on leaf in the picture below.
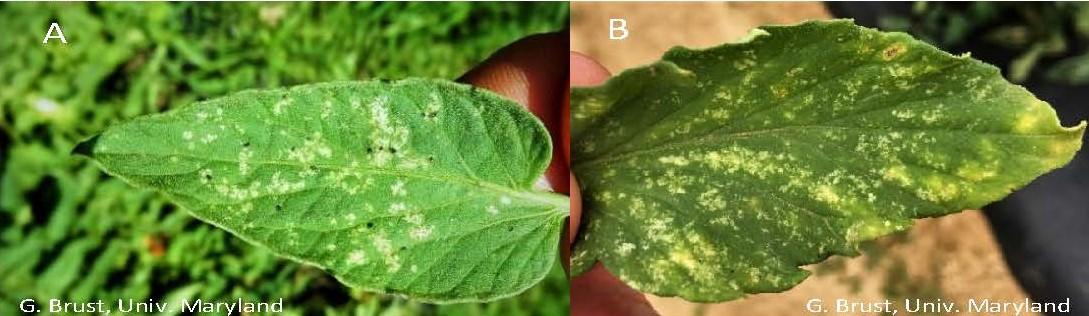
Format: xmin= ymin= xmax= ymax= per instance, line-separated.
xmin=882 ymin=43 xmax=906 ymax=61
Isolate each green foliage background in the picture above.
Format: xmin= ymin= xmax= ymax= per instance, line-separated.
xmin=0 ymin=3 xmax=569 ymax=315
xmin=876 ymin=2 xmax=1089 ymax=84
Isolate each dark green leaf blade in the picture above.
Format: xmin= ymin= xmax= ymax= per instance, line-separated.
xmin=77 ymin=79 xmax=568 ymax=303
xmin=570 ymin=20 xmax=1085 ymax=302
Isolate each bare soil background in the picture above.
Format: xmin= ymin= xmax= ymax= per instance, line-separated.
xmin=571 ymin=2 xmax=1036 ymax=315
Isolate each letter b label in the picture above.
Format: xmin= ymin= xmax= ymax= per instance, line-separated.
xmin=609 ymin=18 xmax=628 ymax=40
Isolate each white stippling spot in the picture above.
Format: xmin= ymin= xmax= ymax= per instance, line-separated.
xmin=424 ymin=93 xmax=442 ymax=122
xmin=410 ymin=226 xmax=433 ymax=240
xmin=371 ymin=96 xmax=391 ymax=127
xmin=499 ymin=196 xmax=512 ymax=205
xmin=391 ymin=180 xmax=406 ymax=196
xmin=199 ymin=168 xmax=213 ymax=184
xmin=374 ymin=235 xmax=393 ymax=253
xmin=267 ymin=171 xmax=306 ymax=194
xmin=389 ymin=202 xmax=407 ymax=214
xmin=273 ymin=98 xmax=289 ymax=115
xmin=404 ymin=213 xmax=424 ymax=225
xmin=238 ymin=147 xmax=253 ymax=176
xmin=697 ymin=189 xmax=727 ymax=211
xmin=486 ymin=205 xmax=499 ymax=215
xmin=373 ymin=235 xmax=401 ymax=272
xmin=321 ymin=100 xmax=333 ymax=119
xmin=200 ymin=133 xmax=218 ymax=144
xmin=347 ymin=250 xmax=365 ymax=265
xmin=345 ymin=213 xmax=357 ymax=222
xmin=653 ymin=154 xmax=688 ymax=166
xmin=287 ymin=132 xmax=333 ymax=166
xmin=617 ymin=243 xmax=636 ymax=256
xmin=182 ymin=131 xmax=194 ymax=140
xmin=367 ymin=95 xmax=410 ymax=167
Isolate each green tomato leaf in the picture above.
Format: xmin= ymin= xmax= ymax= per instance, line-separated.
xmin=570 ymin=20 xmax=1085 ymax=302
xmin=75 ymin=79 xmax=569 ymax=303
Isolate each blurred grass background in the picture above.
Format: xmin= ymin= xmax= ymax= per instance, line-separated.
xmin=0 ymin=3 xmax=569 ymax=315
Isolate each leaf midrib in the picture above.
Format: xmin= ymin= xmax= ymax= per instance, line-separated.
xmin=95 ymin=150 xmax=570 ymax=212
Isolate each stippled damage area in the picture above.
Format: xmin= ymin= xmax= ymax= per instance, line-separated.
xmin=1 ymin=3 xmax=570 ymax=315
xmin=78 ymin=79 xmax=568 ymax=303
xmin=570 ymin=20 xmax=1084 ymax=303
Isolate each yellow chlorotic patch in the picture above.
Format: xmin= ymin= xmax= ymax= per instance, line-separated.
xmin=881 ymin=42 xmax=907 ymax=61
xmin=1014 ymin=113 xmax=1047 ymax=134
xmin=955 ymin=161 xmax=998 ymax=181
xmin=882 ymin=164 xmax=912 ymax=186
xmin=568 ymin=20 xmax=1086 ymax=304
xmin=658 ymin=155 xmax=691 ymax=166
xmin=846 ymin=218 xmax=901 ymax=243
xmin=918 ymin=175 xmax=960 ymax=202
xmin=770 ymin=85 xmax=789 ymax=99
xmin=671 ymin=248 xmax=697 ymax=271
xmin=814 ymin=184 xmax=842 ymax=204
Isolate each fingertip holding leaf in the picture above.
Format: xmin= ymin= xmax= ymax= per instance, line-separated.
xmin=76 ymin=78 xmax=569 ymax=303
xmin=570 ymin=20 xmax=1085 ymax=302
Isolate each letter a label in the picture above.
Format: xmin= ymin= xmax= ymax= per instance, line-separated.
xmin=43 ymin=22 xmax=67 ymax=44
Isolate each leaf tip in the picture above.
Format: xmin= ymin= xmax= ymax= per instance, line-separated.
xmin=1063 ymin=120 xmax=1088 ymax=154
xmin=72 ymin=134 xmax=100 ymax=158
xmin=1068 ymin=120 xmax=1088 ymax=133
